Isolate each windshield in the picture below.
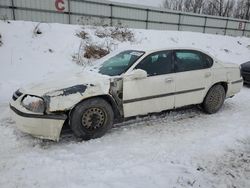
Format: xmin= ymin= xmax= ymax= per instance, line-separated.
xmin=98 ymin=50 xmax=145 ymax=76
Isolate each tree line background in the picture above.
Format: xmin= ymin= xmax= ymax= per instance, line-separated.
xmin=162 ymin=0 xmax=250 ymax=20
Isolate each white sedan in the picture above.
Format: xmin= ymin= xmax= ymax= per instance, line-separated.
xmin=10 ymin=47 xmax=243 ymax=141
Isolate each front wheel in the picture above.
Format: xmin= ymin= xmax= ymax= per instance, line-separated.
xmin=70 ymin=98 xmax=114 ymax=140
xmin=202 ymin=84 xmax=226 ymax=114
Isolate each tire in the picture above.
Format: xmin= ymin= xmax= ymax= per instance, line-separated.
xmin=202 ymin=84 xmax=226 ymax=114
xmin=69 ymin=98 xmax=114 ymax=140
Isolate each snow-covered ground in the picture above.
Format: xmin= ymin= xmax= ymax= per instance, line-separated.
xmin=0 ymin=20 xmax=250 ymax=188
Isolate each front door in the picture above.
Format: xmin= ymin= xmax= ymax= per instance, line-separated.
xmin=123 ymin=50 xmax=175 ymax=117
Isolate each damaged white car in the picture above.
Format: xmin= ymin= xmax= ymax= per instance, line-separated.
xmin=10 ymin=48 xmax=243 ymax=141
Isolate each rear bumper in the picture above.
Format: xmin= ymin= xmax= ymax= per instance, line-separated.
xmin=10 ymin=103 xmax=67 ymax=141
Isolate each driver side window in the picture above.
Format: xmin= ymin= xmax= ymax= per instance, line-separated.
xmin=135 ymin=51 xmax=173 ymax=76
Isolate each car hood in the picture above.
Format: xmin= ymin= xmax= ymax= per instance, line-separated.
xmin=20 ymin=69 xmax=110 ymax=97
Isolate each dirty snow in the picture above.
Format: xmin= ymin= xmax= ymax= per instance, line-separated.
xmin=0 ymin=20 xmax=250 ymax=188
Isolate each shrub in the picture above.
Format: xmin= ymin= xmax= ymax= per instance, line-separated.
xmin=73 ymin=21 xmax=135 ymax=67
xmin=76 ymin=31 xmax=89 ymax=39
xmin=84 ymin=44 xmax=109 ymax=59
xmin=33 ymin=23 xmax=42 ymax=37
xmin=95 ymin=29 xmax=110 ymax=38
xmin=95 ymin=27 xmax=135 ymax=42
xmin=111 ymin=27 xmax=134 ymax=42
xmin=0 ymin=15 xmax=10 ymax=23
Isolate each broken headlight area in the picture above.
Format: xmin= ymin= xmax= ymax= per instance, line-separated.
xmin=22 ymin=95 xmax=45 ymax=113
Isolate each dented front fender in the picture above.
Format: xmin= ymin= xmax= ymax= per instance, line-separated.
xmin=43 ymin=81 xmax=111 ymax=112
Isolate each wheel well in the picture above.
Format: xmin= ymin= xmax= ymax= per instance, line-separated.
xmin=203 ymin=82 xmax=228 ymax=104
xmin=218 ymin=82 xmax=228 ymax=94
xmin=70 ymin=95 xmax=122 ymax=120
xmin=97 ymin=95 xmax=122 ymax=119
xmin=210 ymin=82 xmax=228 ymax=94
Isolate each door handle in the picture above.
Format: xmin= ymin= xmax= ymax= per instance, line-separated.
xmin=165 ymin=78 xmax=173 ymax=83
xmin=205 ymin=72 xmax=211 ymax=78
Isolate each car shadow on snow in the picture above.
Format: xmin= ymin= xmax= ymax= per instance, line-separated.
xmin=34 ymin=105 xmax=205 ymax=147
xmin=56 ymin=103 xmax=234 ymax=144
xmin=12 ymin=101 xmax=238 ymax=148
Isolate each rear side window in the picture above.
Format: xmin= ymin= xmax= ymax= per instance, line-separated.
xmin=174 ymin=50 xmax=212 ymax=72
xmin=203 ymin=53 xmax=213 ymax=67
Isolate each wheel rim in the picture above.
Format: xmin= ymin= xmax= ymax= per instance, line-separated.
xmin=208 ymin=90 xmax=223 ymax=109
xmin=81 ymin=107 xmax=106 ymax=130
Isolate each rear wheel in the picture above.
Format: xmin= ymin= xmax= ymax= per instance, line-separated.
xmin=202 ymin=84 xmax=226 ymax=114
xmin=70 ymin=98 xmax=114 ymax=140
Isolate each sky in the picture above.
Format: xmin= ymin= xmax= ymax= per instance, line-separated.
xmin=109 ymin=0 xmax=164 ymax=7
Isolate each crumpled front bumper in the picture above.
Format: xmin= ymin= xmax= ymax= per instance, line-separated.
xmin=9 ymin=92 xmax=67 ymax=141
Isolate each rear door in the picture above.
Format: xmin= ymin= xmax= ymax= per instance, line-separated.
xmin=173 ymin=50 xmax=213 ymax=108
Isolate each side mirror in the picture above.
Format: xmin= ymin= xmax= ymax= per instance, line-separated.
xmin=125 ymin=69 xmax=147 ymax=80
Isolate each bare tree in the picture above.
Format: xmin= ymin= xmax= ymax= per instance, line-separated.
xmin=193 ymin=0 xmax=204 ymax=13
xmin=207 ymin=0 xmax=234 ymax=17
xmin=163 ymin=0 xmax=204 ymax=13
xmin=234 ymin=0 xmax=245 ymax=19
xmin=162 ymin=0 xmax=185 ymax=11
xmin=162 ymin=0 xmax=250 ymax=20
xmin=182 ymin=0 xmax=204 ymax=13
xmin=233 ymin=0 xmax=250 ymax=19
xmin=245 ymin=0 xmax=250 ymax=19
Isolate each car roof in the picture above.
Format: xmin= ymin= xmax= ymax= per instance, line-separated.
xmin=129 ymin=46 xmax=214 ymax=58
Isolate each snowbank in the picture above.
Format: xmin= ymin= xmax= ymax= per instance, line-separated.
xmin=1 ymin=20 xmax=250 ymax=103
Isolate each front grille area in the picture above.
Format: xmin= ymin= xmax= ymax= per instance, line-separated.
xmin=12 ymin=90 xmax=23 ymax=101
